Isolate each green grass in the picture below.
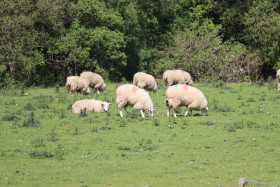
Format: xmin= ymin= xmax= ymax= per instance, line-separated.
xmin=0 ymin=82 xmax=280 ymax=186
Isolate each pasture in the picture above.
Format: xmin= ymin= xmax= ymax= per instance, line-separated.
xmin=0 ymin=80 xmax=280 ymax=186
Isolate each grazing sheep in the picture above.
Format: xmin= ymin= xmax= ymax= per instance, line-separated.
xmin=65 ymin=76 xmax=91 ymax=96
xmin=133 ymin=72 xmax=157 ymax=92
xmin=116 ymin=84 xmax=154 ymax=117
xmin=165 ymin=84 xmax=208 ymax=117
xmin=80 ymin=72 xmax=106 ymax=94
xmin=163 ymin=70 xmax=193 ymax=86
xmin=277 ymin=69 xmax=280 ymax=90
xmin=72 ymin=99 xmax=111 ymax=114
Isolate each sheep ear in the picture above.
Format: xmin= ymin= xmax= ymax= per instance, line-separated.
xmin=101 ymin=103 xmax=104 ymax=107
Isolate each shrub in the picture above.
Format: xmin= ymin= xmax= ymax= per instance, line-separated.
xmin=22 ymin=112 xmax=40 ymax=127
xmin=29 ymin=149 xmax=53 ymax=159
xmin=1 ymin=114 xmax=20 ymax=121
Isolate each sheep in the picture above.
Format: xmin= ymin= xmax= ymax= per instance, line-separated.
xmin=72 ymin=99 xmax=111 ymax=114
xmin=163 ymin=70 xmax=193 ymax=87
xmin=116 ymin=84 xmax=155 ymax=117
xmin=132 ymin=72 xmax=157 ymax=92
xmin=65 ymin=76 xmax=91 ymax=96
xmin=277 ymin=69 xmax=280 ymax=90
xmin=165 ymin=84 xmax=208 ymax=117
xmin=80 ymin=72 xmax=107 ymax=94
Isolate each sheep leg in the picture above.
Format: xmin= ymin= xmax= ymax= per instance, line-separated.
xmin=188 ymin=109 xmax=193 ymax=116
xmin=96 ymin=89 xmax=100 ymax=94
xmin=278 ymin=81 xmax=280 ymax=90
xmin=119 ymin=108 xmax=124 ymax=117
xmin=124 ymin=107 xmax=127 ymax=113
xmin=184 ymin=110 xmax=189 ymax=116
xmin=172 ymin=108 xmax=177 ymax=117
xmin=167 ymin=107 xmax=170 ymax=117
xmin=140 ymin=110 xmax=145 ymax=118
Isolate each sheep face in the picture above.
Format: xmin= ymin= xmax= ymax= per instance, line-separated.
xmin=102 ymin=102 xmax=111 ymax=112
xmin=201 ymin=107 xmax=208 ymax=116
xmin=146 ymin=108 xmax=155 ymax=117
xmin=85 ymin=87 xmax=91 ymax=95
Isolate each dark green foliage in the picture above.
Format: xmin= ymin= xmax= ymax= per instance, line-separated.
xmin=31 ymin=137 xmax=45 ymax=148
xmin=22 ymin=112 xmax=40 ymax=127
xmin=1 ymin=0 xmax=280 ymax=86
xmin=29 ymin=149 xmax=53 ymax=159
xmin=48 ymin=128 xmax=59 ymax=142
xmin=211 ymin=99 xmax=234 ymax=112
xmin=24 ymin=102 xmax=36 ymax=111
xmin=55 ymin=144 xmax=65 ymax=161
xmin=79 ymin=108 xmax=87 ymax=117
xmin=1 ymin=114 xmax=20 ymax=121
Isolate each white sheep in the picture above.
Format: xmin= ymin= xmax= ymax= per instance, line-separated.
xmin=277 ymin=69 xmax=280 ymax=90
xmin=72 ymin=99 xmax=111 ymax=114
xmin=133 ymin=72 xmax=157 ymax=92
xmin=165 ymin=84 xmax=208 ymax=117
xmin=163 ymin=70 xmax=193 ymax=86
xmin=80 ymin=72 xmax=106 ymax=94
xmin=116 ymin=84 xmax=154 ymax=117
xmin=65 ymin=76 xmax=91 ymax=96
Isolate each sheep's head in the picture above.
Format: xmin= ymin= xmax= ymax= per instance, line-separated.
xmin=101 ymin=82 xmax=107 ymax=92
xmin=201 ymin=106 xmax=208 ymax=116
xmin=187 ymin=79 xmax=193 ymax=85
xmin=153 ymin=84 xmax=158 ymax=93
xmin=102 ymin=102 xmax=111 ymax=112
xmin=146 ymin=108 xmax=155 ymax=117
xmin=85 ymin=87 xmax=91 ymax=95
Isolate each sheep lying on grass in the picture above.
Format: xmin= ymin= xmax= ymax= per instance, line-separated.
xmin=80 ymin=72 xmax=106 ymax=94
xmin=133 ymin=72 xmax=157 ymax=92
xmin=163 ymin=70 xmax=193 ymax=86
xmin=116 ymin=84 xmax=154 ymax=117
xmin=277 ymin=69 xmax=280 ymax=90
xmin=72 ymin=99 xmax=111 ymax=114
xmin=165 ymin=84 xmax=208 ymax=117
xmin=65 ymin=76 xmax=91 ymax=96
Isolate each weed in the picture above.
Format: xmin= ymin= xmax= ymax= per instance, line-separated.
xmin=246 ymin=98 xmax=255 ymax=102
xmin=31 ymin=137 xmax=45 ymax=148
xmin=267 ymin=76 xmax=275 ymax=90
xmin=237 ymin=95 xmax=243 ymax=100
xmin=58 ymin=93 xmax=67 ymax=103
xmin=79 ymin=108 xmax=87 ymax=117
xmin=119 ymin=120 xmax=126 ymax=127
xmin=136 ymin=139 xmax=157 ymax=151
xmin=37 ymin=98 xmax=50 ymax=109
xmin=59 ymin=110 xmax=66 ymax=119
xmin=55 ymin=143 xmax=65 ymax=160
xmin=1 ymin=114 xmax=20 ymax=121
xmin=24 ymin=102 xmax=36 ymax=110
xmin=72 ymin=127 xmax=79 ymax=135
xmin=48 ymin=128 xmax=59 ymax=142
xmin=91 ymin=127 xmax=98 ymax=133
xmin=211 ymin=99 xmax=233 ymax=112
xmin=265 ymin=122 xmax=278 ymax=130
xmin=55 ymin=84 xmax=60 ymax=93
xmin=209 ymin=79 xmax=230 ymax=89
xmin=118 ymin=146 xmax=131 ymax=151
xmin=246 ymin=121 xmax=260 ymax=129
xmin=254 ymin=78 xmax=265 ymax=87
xmin=100 ymin=126 xmax=112 ymax=130
xmin=127 ymin=110 xmax=139 ymax=118
xmin=198 ymin=121 xmax=214 ymax=126
xmin=22 ymin=112 xmax=40 ymax=127
xmin=29 ymin=149 xmax=53 ymax=159
xmin=153 ymin=119 xmax=160 ymax=126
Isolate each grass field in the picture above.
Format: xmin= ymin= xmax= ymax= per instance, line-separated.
xmin=0 ymin=80 xmax=280 ymax=186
